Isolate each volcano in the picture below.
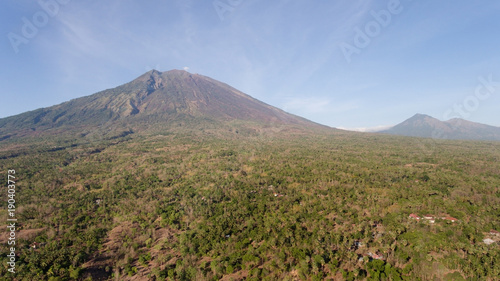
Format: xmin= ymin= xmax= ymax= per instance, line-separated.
xmin=0 ymin=69 xmax=328 ymax=141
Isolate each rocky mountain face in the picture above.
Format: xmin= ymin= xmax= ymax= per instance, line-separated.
xmin=0 ymin=70 xmax=328 ymax=142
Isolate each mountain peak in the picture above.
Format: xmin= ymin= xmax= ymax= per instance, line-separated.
xmin=150 ymin=69 xmax=162 ymax=74
xmin=138 ymin=69 xmax=191 ymax=79
xmin=0 ymin=70 xmax=327 ymax=141
xmin=164 ymin=69 xmax=188 ymax=74
xmin=381 ymin=114 xmax=500 ymax=141
xmin=410 ymin=113 xmax=433 ymax=120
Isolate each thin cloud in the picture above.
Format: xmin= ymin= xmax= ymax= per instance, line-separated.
xmin=338 ymin=125 xmax=393 ymax=132
xmin=282 ymin=97 xmax=359 ymax=115
xmin=282 ymin=97 xmax=332 ymax=114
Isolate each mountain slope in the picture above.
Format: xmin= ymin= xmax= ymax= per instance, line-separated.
xmin=0 ymin=70 xmax=327 ymax=141
xmin=381 ymin=113 xmax=500 ymax=141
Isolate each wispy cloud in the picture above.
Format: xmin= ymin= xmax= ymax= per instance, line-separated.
xmin=337 ymin=124 xmax=393 ymax=132
xmin=282 ymin=97 xmax=359 ymax=115
xmin=282 ymin=97 xmax=332 ymax=114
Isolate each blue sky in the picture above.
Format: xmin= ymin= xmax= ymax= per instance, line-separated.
xmin=1 ymin=0 xmax=500 ymax=130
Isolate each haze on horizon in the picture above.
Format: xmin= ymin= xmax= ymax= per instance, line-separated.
xmin=1 ymin=0 xmax=500 ymax=130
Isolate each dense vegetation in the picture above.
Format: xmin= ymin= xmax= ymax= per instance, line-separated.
xmin=1 ymin=129 xmax=499 ymax=280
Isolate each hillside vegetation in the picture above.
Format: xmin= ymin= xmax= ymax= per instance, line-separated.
xmin=1 ymin=130 xmax=499 ymax=280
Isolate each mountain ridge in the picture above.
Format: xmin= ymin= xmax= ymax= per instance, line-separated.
xmin=0 ymin=69 xmax=330 ymax=141
xmin=380 ymin=113 xmax=500 ymax=141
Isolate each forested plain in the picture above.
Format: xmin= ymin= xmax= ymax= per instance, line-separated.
xmin=0 ymin=128 xmax=499 ymax=280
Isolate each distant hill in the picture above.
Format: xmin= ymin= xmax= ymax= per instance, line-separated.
xmin=380 ymin=113 xmax=500 ymax=141
xmin=0 ymin=70 xmax=328 ymax=141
